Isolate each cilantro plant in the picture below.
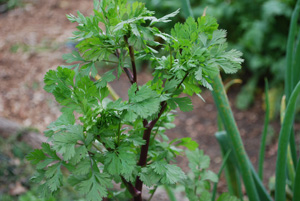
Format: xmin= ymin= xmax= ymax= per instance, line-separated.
xmin=27 ymin=0 xmax=243 ymax=200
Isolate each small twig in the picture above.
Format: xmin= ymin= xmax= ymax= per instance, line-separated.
xmin=134 ymin=72 xmax=190 ymax=199
xmin=117 ymin=121 xmax=121 ymax=146
xmin=176 ymin=72 xmax=189 ymax=89
xmin=94 ymin=74 xmax=120 ymax=100
xmin=147 ymin=186 xmax=158 ymax=201
xmin=114 ymin=49 xmax=135 ymax=85
xmin=92 ymin=142 xmax=103 ymax=153
xmin=121 ymin=176 xmax=141 ymax=197
xmin=124 ymin=67 xmax=135 ymax=84
xmin=124 ymin=35 xmax=137 ymax=84
xmin=101 ymin=59 xmax=119 ymax=64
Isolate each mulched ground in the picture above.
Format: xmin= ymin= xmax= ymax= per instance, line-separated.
xmin=1 ymin=0 xmax=299 ymax=199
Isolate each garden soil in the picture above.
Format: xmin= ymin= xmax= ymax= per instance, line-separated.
xmin=0 ymin=0 xmax=299 ymax=199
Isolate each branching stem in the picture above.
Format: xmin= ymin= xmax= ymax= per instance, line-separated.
xmin=134 ymin=72 xmax=189 ymax=201
xmin=117 ymin=121 xmax=121 ymax=146
xmin=115 ymin=49 xmax=135 ymax=84
xmin=124 ymin=35 xmax=137 ymax=84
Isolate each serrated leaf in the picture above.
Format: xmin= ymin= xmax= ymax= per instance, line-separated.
xmin=173 ymin=97 xmax=193 ymax=112
xmin=150 ymin=161 xmax=168 ymax=175
xmin=104 ymin=152 xmax=121 ymax=175
xmin=163 ymin=79 xmax=180 ymax=93
xmin=150 ymin=9 xmax=180 ymax=26
xmin=45 ymin=163 xmax=60 ymax=178
xmin=131 ymin=85 xmax=159 ymax=102
xmin=208 ymin=30 xmax=227 ymax=46
xmin=26 ymin=149 xmax=46 ymax=165
xmin=127 ymin=84 xmax=161 ymax=119
xmin=74 ymin=159 xmax=91 ymax=175
xmin=202 ymin=61 xmax=220 ymax=79
xmin=80 ymin=62 xmax=97 ymax=77
xmin=69 ymin=146 xmax=88 ymax=165
xmin=76 ymin=172 xmax=111 ymax=201
xmin=47 ymin=169 xmax=63 ymax=192
xmin=161 ymin=164 xmax=186 ymax=184
xmin=139 ymin=167 xmax=161 ymax=187
xmin=95 ymin=69 xmax=116 ymax=89
xmin=217 ymin=193 xmax=239 ymax=201
xmin=123 ymin=110 xmax=138 ymax=121
xmin=173 ymin=137 xmax=198 ymax=150
xmin=47 ymin=111 xmax=75 ymax=132
xmin=128 ymin=83 xmax=138 ymax=99
xmin=126 ymin=135 xmax=146 ymax=146
xmin=52 ymin=125 xmax=83 ymax=160
xmin=41 ymin=143 xmax=59 ymax=159
xmin=202 ymin=170 xmax=218 ymax=183
xmin=186 ymin=149 xmax=210 ymax=173
xmin=217 ymin=49 xmax=243 ymax=74
xmin=62 ymin=50 xmax=84 ymax=63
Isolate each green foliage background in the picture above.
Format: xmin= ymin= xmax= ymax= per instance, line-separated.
xmin=140 ymin=0 xmax=295 ymax=109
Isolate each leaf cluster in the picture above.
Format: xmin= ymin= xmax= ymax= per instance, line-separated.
xmin=27 ymin=0 xmax=243 ymax=200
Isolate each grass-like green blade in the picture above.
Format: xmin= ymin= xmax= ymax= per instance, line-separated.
xmin=293 ymin=158 xmax=300 ymax=201
xmin=247 ymin=160 xmax=273 ymax=201
xmin=211 ymin=74 xmax=259 ymax=201
xmin=211 ymin=149 xmax=232 ymax=201
xmin=285 ymin=0 xmax=300 ymax=102
xmin=285 ymin=0 xmax=300 ymax=169
xmin=215 ymin=131 xmax=243 ymax=200
xmin=216 ymin=131 xmax=273 ymax=201
xmin=275 ymin=81 xmax=300 ymax=201
xmin=280 ymin=96 xmax=295 ymax=190
xmin=287 ymin=145 xmax=295 ymax=190
xmin=258 ymin=78 xmax=270 ymax=180
xmin=164 ymin=185 xmax=177 ymax=201
xmin=292 ymin=31 xmax=300 ymax=90
xmin=180 ymin=0 xmax=193 ymax=18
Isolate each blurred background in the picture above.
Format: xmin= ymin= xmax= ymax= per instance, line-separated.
xmin=0 ymin=0 xmax=299 ymax=200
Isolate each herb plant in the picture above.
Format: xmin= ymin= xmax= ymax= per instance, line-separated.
xmin=27 ymin=0 xmax=243 ymax=200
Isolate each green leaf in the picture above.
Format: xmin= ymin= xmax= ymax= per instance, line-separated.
xmin=131 ymin=85 xmax=159 ymax=102
xmin=126 ymin=135 xmax=146 ymax=146
xmin=161 ymin=164 xmax=186 ymax=184
xmin=104 ymin=152 xmax=121 ymax=175
xmin=44 ymin=67 xmax=75 ymax=93
xmin=163 ymin=79 xmax=180 ymax=93
xmin=26 ymin=149 xmax=46 ymax=165
xmin=104 ymin=148 xmax=136 ymax=180
xmin=216 ymin=49 xmax=243 ymax=74
xmin=173 ymin=97 xmax=193 ymax=112
xmin=76 ymin=172 xmax=111 ymax=201
xmin=47 ymin=167 xmax=63 ymax=192
xmin=186 ymin=149 xmax=210 ymax=173
xmin=217 ymin=193 xmax=239 ymax=201
xmin=127 ymin=84 xmax=161 ymax=119
xmin=172 ymin=137 xmax=198 ymax=150
xmin=208 ymin=30 xmax=227 ymax=46
xmin=52 ymin=125 xmax=84 ymax=160
xmin=80 ymin=62 xmax=98 ymax=77
xmin=142 ymin=161 xmax=187 ymax=185
xmin=47 ymin=111 xmax=75 ymax=132
xmin=202 ymin=170 xmax=218 ymax=183
xmin=62 ymin=50 xmax=85 ymax=63
xmin=150 ymin=9 xmax=180 ymax=25
xmin=139 ymin=167 xmax=162 ymax=187
xmin=69 ymin=146 xmax=89 ymax=165
xmin=151 ymin=160 xmax=168 ymax=175
xmin=45 ymin=163 xmax=60 ymax=178
xmin=41 ymin=143 xmax=60 ymax=159
xmin=95 ymin=69 xmax=116 ymax=89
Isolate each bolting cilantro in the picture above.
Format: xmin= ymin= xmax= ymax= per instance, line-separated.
xmin=28 ymin=0 xmax=243 ymax=200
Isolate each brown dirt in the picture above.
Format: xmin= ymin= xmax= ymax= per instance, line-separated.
xmin=0 ymin=0 xmax=299 ymax=199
